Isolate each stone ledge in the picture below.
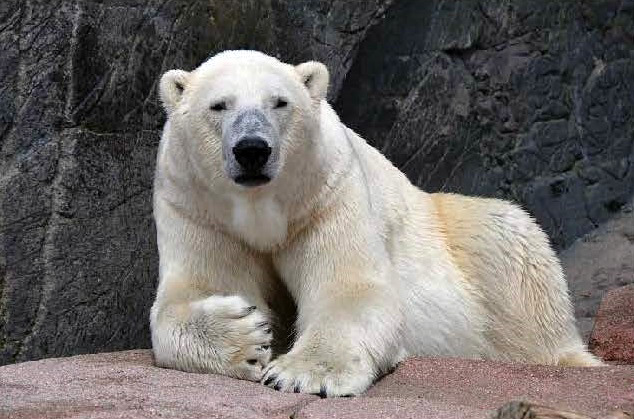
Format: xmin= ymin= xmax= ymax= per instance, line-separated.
xmin=1 ymin=350 xmax=633 ymax=418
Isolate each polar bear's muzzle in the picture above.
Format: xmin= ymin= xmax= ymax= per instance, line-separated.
xmin=224 ymin=109 xmax=279 ymax=187
xmin=232 ymin=137 xmax=272 ymax=186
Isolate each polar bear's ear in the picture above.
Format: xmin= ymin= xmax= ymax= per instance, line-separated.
xmin=159 ymin=69 xmax=190 ymax=114
xmin=295 ymin=61 xmax=329 ymax=101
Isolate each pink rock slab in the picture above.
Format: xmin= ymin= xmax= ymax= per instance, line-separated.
xmin=1 ymin=350 xmax=633 ymax=419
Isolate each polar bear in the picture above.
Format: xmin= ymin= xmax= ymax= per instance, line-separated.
xmin=150 ymin=50 xmax=601 ymax=397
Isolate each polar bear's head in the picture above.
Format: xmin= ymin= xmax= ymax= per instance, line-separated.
xmin=159 ymin=50 xmax=328 ymax=189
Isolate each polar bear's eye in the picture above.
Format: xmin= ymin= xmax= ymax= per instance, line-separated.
xmin=274 ymin=98 xmax=288 ymax=109
xmin=210 ymin=101 xmax=227 ymax=112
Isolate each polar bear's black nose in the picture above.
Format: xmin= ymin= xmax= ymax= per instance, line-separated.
xmin=233 ymin=137 xmax=272 ymax=172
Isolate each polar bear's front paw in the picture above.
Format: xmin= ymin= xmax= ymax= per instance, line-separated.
xmin=260 ymin=351 xmax=374 ymax=397
xmin=191 ymin=295 xmax=273 ymax=381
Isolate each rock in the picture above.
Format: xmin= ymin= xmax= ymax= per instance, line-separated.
xmin=589 ymin=284 xmax=634 ymax=364
xmin=335 ymin=0 xmax=634 ymax=250
xmin=296 ymin=397 xmax=489 ymax=419
xmin=0 ymin=350 xmax=317 ymax=419
xmin=352 ymin=357 xmax=634 ymax=419
xmin=492 ymin=401 xmax=633 ymax=419
xmin=562 ymin=200 xmax=634 ymax=342
xmin=1 ymin=351 xmax=633 ymax=419
xmin=2 ymin=0 xmax=633 ymax=366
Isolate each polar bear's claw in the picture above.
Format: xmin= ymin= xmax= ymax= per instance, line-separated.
xmin=316 ymin=386 xmax=328 ymax=399
xmin=261 ymin=352 xmax=374 ymax=397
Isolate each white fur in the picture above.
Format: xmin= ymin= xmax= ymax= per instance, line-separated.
xmin=230 ymin=194 xmax=288 ymax=250
xmin=151 ymin=50 xmax=601 ymax=397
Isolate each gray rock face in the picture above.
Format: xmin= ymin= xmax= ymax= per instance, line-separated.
xmin=562 ymin=199 xmax=634 ymax=342
xmin=1 ymin=0 xmax=632 ymax=364
xmin=336 ymin=0 xmax=634 ymax=250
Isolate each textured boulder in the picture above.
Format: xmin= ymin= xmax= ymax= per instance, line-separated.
xmin=562 ymin=200 xmax=634 ymax=341
xmin=589 ymin=284 xmax=634 ymax=363
xmin=1 ymin=351 xmax=633 ymax=419
xmin=1 ymin=0 xmax=633 ymax=366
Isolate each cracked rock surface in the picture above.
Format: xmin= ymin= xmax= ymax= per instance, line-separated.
xmin=1 ymin=0 xmax=633 ymax=365
xmin=336 ymin=0 xmax=634 ymax=251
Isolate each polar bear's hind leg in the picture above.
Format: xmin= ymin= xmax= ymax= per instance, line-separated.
xmin=431 ymin=193 xmax=601 ymax=366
